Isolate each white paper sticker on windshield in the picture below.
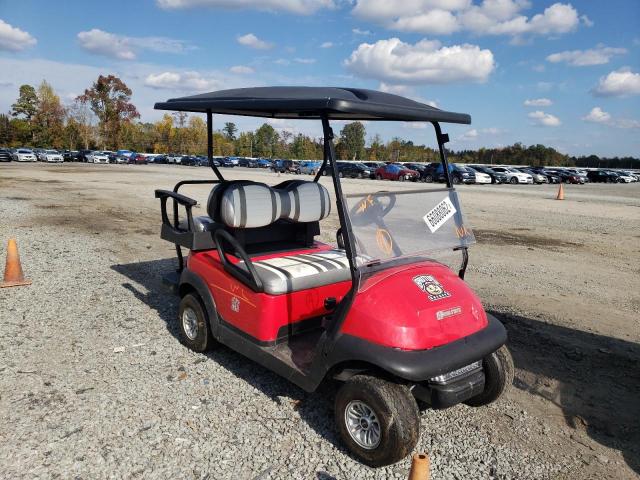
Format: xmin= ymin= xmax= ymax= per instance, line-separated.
xmin=423 ymin=197 xmax=457 ymax=233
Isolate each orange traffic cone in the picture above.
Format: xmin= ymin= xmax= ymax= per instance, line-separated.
xmin=408 ymin=453 xmax=430 ymax=480
xmin=1 ymin=238 xmax=31 ymax=288
xmin=556 ymin=183 xmax=565 ymax=200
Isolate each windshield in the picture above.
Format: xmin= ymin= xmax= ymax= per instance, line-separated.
xmin=45 ymin=150 xmax=58 ymax=154
xmin=345 ymin=187 xmax=474 ymax=276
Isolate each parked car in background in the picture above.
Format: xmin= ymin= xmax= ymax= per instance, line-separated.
xmin=0 ymin=148 xmax=12 ymax=162
xmin=33 ymin=148 xmax=46 ymax=161
xmin=529 ymin=167 xmax=561 ymax=183
xmin=621 ymin=171 xmax=639 ymax=181
xmin=586 ymin=170 xmax=619 ymax=183
xmin=554 ymin=169 xmax=584 ymax=184
xmin=434 ymin=163 xmax=476 ymax=184
xmin=128 ymin=153 xmax=147 ymax=164
xmin=470 ymin=168 xmax=492 ymax=184
xmin=271 ymin=159 xmax=298 ymax=173
xmin=374 ymin=163 xmax=419 ymax=181
xmin=566 ymin=168 xmax=589 ymax=182
xmin=60 ymin=150 xmax=77 ymax=162
xmin=516 ymin=167 xmax=548 ymax=184
xmin=334 ymin=161 xmax=371 ymax=179
xmin=237 ymin=157 xmax=258 ymax=168
xmin=609 ymin=171 xmax=635 ymax=183
xmin=256 ymin=158 xmax=272 ymax=168
xmin=153 ymin=155 xmax=168 ymax=164
xmin=86 ymin=151 xmax=109 ymax=163
xmin=468 ymin=165 xmax=506 ymax=184
xmin=74 ymin=149 xmax=92 ymax=162
xmin=299 ymin=160 xmax=322 ymax=175
xmin=363 ymin=161 xmax=385 ymax=171
xmin=42 ymin=149 xmax=63 ymax=163
xmin=490 ymin=166 xmax=533 ymax=184
xmin=14 ymin=148 xmax=37 ymax=162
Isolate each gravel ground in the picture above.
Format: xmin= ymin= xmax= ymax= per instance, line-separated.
xmin=1 ymin=163 xmax=638 ymax=479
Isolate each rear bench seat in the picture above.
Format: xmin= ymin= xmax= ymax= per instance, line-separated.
xmin=203 ymin=180 xmax=351 ymax=294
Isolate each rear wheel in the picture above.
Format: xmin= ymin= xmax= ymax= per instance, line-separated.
xmin=423 ymin=174 xmax=433 ymax=183
xmin=398 ymin=175 xmax=405 ymax=182
xmin=178 ymin=293 xmax=213 ymax=353
xmin=335 ymin=376 xmax=420 ymax=467
xmin=376 ymin=174 xmax=382 ymax=180
xmin=452 ymin=176 xmax=461 ymax=185
xmin=338 ymin=171 xmax=344 ymax=178
xmin=465 ymin=345 xmax=514 ymax=407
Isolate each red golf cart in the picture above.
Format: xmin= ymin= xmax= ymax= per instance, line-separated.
xmin=154 ymin=87 xmax=513 ymax=467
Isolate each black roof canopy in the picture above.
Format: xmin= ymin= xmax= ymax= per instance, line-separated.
xmin=154 ymin=86 xmax=471 ymax=124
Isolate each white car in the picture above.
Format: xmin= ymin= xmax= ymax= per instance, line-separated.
xmin=491 ymin=167 xmax=533 ymax=184
xmin=88 ymin=151 xmax=110 ymax=164
xmin=43 ymin=149 xmax=63 ymax=163
xmin=14 ymin=148 xmax=37 ymax=162
xmin=622 ymin=171 xmax=638 ymax=182
xmin=472 ymin=170 xmax=492 ymax=184
xmin=615 ymin=173 xmax=635 ymax=183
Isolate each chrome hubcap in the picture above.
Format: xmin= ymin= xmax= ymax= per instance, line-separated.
xmin=182 ymin=307 xmax=198 ymax=340
xmin=345 ymin=400 xmax=381 ymax=449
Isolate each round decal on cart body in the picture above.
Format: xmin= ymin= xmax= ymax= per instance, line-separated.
xmin=412 ymin=274 xmax=451 ymax=301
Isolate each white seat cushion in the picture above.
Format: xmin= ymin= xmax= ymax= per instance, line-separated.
xmin=238 ymin=249 xmax=351 ymax=294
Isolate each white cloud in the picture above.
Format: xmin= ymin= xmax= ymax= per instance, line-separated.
xmin=144 ymin=71 xmax=222 ymax=91
xmin=352 ymin=28 xmax=372 ymax=35
xmin=580 ymin=14 xmax=594 ymax=27
xmin=528 ymin=110 xmax=561 ymax=127
xmin=294 ymin=57 xmax=316 ymax=64
xmin=0 ymin=18 xmax=37 ymax=52
xmin=582 ymin=107 xmax=640 ymax=129
xmin=274 ymin=58 xmax=291 ymax=65
xmin=582 ymin=107 xmax=610 ymax=124
xmin=320 ymin=41 xmax=334 ymax=48
xmin=547 ymin=45 xmax=626 ymax=67
xmin=524 ymin=97 xmax=552 ymax=107
xmin=229 ymin=65 xmax=255 ymax=74
xmin=156 ymin=0 xmax=335 ymax=15
xmin=592 ymin=69 xmax=640 ymax=97
xmin=458 ymin=127 xmax=502 ymax=141
xmin=237 ymin=33 xmax=273 ymax=50
xmin=351 ymin=1 xmax=583 ymax=39
xmin=344 ymin=38 xmax=495 ymax=85
xmin=77 ymin=29 xmax=191 ymax=60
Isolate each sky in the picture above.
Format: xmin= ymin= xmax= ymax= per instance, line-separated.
xmin=0 ymin=0 xmax=639 ymax=157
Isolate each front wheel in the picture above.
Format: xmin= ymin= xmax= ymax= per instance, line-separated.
xmin=335 ymin=376 xmax=420 ymax=467
xmin=375 ymin=174 xmax=382 ymax=180
xmin=178 ymin=293 xmax=214 ymax=353
xmin=509 ymin=176 xmax=518 ymax=184
xmin=465 ymin=345 xmax=514 ymax=407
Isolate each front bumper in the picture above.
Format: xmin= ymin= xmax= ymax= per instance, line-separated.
xmin=329 ymin=314 xmax=507 ymax=383
xmin=412 ymin=368 xmax=485 ymax=408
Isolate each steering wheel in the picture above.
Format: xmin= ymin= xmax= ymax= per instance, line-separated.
xmin=349 ymin=192 xmax=397 ymax=227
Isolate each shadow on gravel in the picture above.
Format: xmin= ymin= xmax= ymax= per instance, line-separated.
xmin=491 ymin=310 xmax=640 ymax=474
xmin=111 ymin=258 xmax=348 ymax=461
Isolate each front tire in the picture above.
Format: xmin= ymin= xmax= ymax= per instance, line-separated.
xmin=465 ymin=345 xmax=514 ymax=407
xmin=335 ymin=376 xmax=420 ymax=467
xmin=509 ymin=176 xmax=518 ymax=184
xmin=178 ymin=293 xmax=213 ymax=353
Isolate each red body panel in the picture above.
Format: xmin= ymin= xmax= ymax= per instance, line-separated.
xmin=341 ymin=261 xmax=488 ymax=350
xmin=189 ymin=243 xmax=486 ymax=350
xmin=188 ymin=243 xmax=351 ymax=343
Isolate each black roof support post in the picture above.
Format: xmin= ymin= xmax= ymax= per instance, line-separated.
xmin=433 ymin=121 xmax=452 ymax=189
xmin=320 ymin=115 xmax=360 ymax=342
xmin=207 ymin=109 xmax=224 ymax=181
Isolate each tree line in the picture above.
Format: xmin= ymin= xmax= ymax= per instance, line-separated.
xmin=1 ymin=75 xmax=637 ymax=169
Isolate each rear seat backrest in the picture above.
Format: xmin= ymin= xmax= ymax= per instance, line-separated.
xmin=281 ymin=181 xmax=331 ymax=223
xmin=208 ymin=180 xmax=330 ymax=229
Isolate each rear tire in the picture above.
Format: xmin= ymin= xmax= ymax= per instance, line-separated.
xmin=178 ymin=293 xmax=214 ymax=353
xmin=376 ymin=174 xmax=382 ymax=180
xmin=465 ymin=345 xmax=514 ymax=407
xmin=335 ymin=376 xmax=420 ymax=467
xmin=423 ymin=174 xmax=433 ymax=183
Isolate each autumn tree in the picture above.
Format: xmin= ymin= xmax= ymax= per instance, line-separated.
xmin=66 ymin=100 xmax=95 ymax=149
xmin=77 ymin=75 xmax=139 ymax=149
xmin=33 ymin=81 xmax=65 ymax=148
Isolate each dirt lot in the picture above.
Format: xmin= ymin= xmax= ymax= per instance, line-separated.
xmin=1 ymin=163 xmax=639 ymax=479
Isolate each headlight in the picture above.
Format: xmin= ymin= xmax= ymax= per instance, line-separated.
xmin=461 ymin=173 xmax=469 ymax=177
